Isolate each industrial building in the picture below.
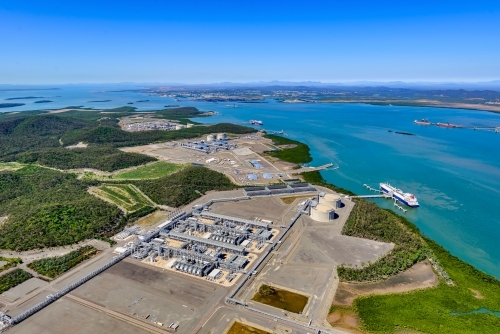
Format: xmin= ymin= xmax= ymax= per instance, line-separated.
xmin=127 ymin=208 xmax=274 ymax=281
xmin=243 ymin=183 xmax=316 ymax=196
xmin=179 ymin=135 xmax=237 ymax=154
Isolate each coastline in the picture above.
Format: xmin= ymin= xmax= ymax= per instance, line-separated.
xmin=313 ymin=99 xmax=500 ymax=114
xmin=266 ymin=133 xmax=500 ymax=333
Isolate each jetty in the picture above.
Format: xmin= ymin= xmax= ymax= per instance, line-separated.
xmin=293 ymin=163 xmax=336 ymax=174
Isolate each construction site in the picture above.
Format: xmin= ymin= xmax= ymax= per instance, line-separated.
xmin=0 ymin=182 xmax=399 ymax=334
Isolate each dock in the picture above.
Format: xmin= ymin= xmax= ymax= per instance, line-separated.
xmin=293 ymin=163 xmax=336 ymax=174
xmin=348 ymin=184 xmax=408 ymax=213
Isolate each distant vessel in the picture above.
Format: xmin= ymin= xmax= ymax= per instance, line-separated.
xmin=250 ymin=120 xmax=263 ymax=125
xmin=436 ymin=122 xmax=463 ymax=128
xmin=380 ymin=183 xmax=419 ymax=207
xmin=414 ymin=119 xmax=431 ymax=125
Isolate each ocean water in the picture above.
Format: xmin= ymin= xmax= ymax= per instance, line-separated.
xmin=1 ymin=87 xmax=500 ymax=278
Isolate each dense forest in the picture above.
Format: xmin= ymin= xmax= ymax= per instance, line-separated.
xmin=0 ymin=166 xmax=122 ymax=250
xmin=28 ymin=245 xmax=98 ymax=278
xmin=0 ymin=107 xmax=254 ymax=171
xmin=134 ymin=166 xmax=237 ymax=207
xmin=0 ymin=106 xmax=253 ymax=251
xmin=17 ymin=146 xmax=155 ymax=172
xmin=337 ymin=199 xmax=429 ymax=281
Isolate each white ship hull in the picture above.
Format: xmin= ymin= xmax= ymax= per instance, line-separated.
xmin=380 ymin=183 xmax=419 ymax=207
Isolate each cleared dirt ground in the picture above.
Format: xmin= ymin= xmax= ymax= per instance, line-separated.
xmin=333 ymin=260 xmax=438 ymax=306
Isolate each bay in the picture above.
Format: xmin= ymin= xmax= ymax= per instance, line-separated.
xmin=1 ymin=86 xmax=500 ymax=278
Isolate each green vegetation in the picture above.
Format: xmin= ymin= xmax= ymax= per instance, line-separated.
xmin=0 ymin=166 xmax=122 ymax=251
xmin=28 ymin=245 xmax=98 ymax=278
xmin=252 ymin=284 xmax=309 ymax=313
xmin=227 ymin=322 xmax=271 ymax=334
xmin=114 ymin=161 xmax=184 ymax=179
xmin=306 ymin=179 xmax=500 ymax=333
xmin=355 ymin=237 xmax=500 ymax=333
xmin=17 ymin=146 xmax=156 ymax=172
xmin=338 ymin=199 xmax=429 ymax=281
xmin=301 ymin=170 xmax=356 ymax=196
xmin=93 ymin=184 xmax=154 ymax=212
xmin=135 ymin=166 xmax=237 ymax=207
xmin=263 ymin=134 xmax=312 ymax=164
xmin=0 ymin=108 xmax=254 ymax=172
xmin=0 ymin=269 xmax=33 ymax=294
xmin=0 ymin=257 xmax=22 ymax=273
xmin=0 ymin=162 xmax=24 ymax=171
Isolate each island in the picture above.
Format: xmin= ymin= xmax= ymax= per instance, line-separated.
xmin=34 ymin=100 xmax=53 ymax=104
xmin=0 ymin=103 xmax=25 ymax=108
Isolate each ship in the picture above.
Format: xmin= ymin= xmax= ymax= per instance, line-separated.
xmin=380 ymin=183 xmax=419 ymax=207
xmin=249 ymin=120 xmax=263 ymax=125
xmin=436 ymin=122 xmax=463 ymax=128
xmin=414 ymin=119 xmax=431 ymax=125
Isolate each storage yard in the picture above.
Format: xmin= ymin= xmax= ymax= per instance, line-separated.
xmin=0 ymin=186 xmax=384 ymax=334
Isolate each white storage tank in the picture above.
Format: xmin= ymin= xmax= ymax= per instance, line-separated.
xmin=187 ymin=123 xmax=194 ymax=128
xmin=320 ymin=193 xmax=342 ymax=209
xmin=310 ymin=204 xmax=335 ymax=222
xmin=216 ymin=133 xmax=227 ymax=140
xmin=207 ymin=134 xmax=216 ymax=142
xmin=175 ymin=124 xmax=186 ymax=130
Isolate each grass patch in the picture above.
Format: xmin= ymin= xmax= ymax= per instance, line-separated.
xmin=0 ymin=162 xmax=24 ymax=171
xmin=114 ymin=162 xmax=184 ymax=179
xmin=252 ymin=284 xmax=308 ymax=314
xmin=263 ymin=134 xmax=312 ymax=164
xmin=28 ymin=245 xmax=98 ymax=278
xmin=0 ymin=269 xmax=33 ymax=294
xmin=279 ymin=194 xmax=313 ymax=204
xmin=227 ymin=322 xmax=271 ymax=334
xmin=94 ymin=184 xmax=153 ymax=213
xmin=0 ymin=257 xmax=22 ymax=273
xmin=135 ymin=210 xmax=169 ymax=227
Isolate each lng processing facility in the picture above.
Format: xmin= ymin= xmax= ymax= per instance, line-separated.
xmin=0 ymin=180 xmax=397 ymax=334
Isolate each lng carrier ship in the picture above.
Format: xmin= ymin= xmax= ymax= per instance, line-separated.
xmin=380 ymin=183 xmax=419 ymax=207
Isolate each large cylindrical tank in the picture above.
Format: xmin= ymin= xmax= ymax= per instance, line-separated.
xmin=187 ymin=123 xmax=194 ymax=128
xmin=207 ymin=134 xmax=216 ymax=142
xmin=320 ymin=193 xmax=342 ymax=209
xmin=175 ymin=124 xmax=186 ymax=130
xmin=216 ymin=133 xmax=227 ymax=140
xmin=310 ymin=204 xmax=335 ymax=222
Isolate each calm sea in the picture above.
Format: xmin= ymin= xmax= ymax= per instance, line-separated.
xmin=2 ymin=86 xmax=500 ymax=278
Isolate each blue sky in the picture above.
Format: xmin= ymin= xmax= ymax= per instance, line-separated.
xmin=1 ymin=1 xmax=499 ymax=84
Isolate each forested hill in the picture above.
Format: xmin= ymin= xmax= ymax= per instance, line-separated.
xmin=0 ymin=106 xmax=255 ymax=171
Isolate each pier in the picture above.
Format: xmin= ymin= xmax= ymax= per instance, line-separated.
xmin=293 ymin=163 xmax=336 ymax=174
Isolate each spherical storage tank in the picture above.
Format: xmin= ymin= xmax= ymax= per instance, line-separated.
xmin=207 ymin=134 xmax=216 ymax=142
xmin=310 ymin=204 xmax=335 ymax=222
xmin=319 ymin=193 xmax=342 ymax=209
xmin=216 ymin=133 xmax=227 ymax=140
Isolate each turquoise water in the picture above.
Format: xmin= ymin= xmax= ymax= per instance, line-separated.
xmin=451 ymin=308 xmax=500 ymax=317
xmin=2 ymin=87 xmax=500 ymax=278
